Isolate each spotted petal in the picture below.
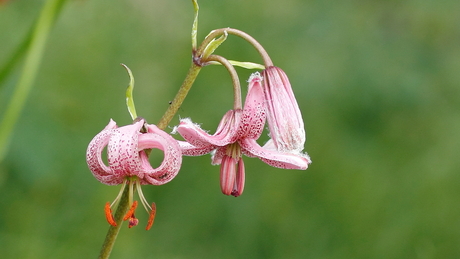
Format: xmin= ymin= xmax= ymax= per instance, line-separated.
xmin=107 ymin=119 xmax=145 ymax=179
xmin=177 ymin=140 xmax=217 ymax=157
xmin=87 ymin=119 xmax=182 ymax=186
xmin=138 ymin=124 xmax=182 ymax=185
xmin=238 ymin=72 xmax=266 ymax=139
xmin=240 ymin=138 xmax=311 ymax=170
xmin=86 ymin=119 xmax=124 ymax=185
xmin=176 ymin=110 xmax=241 ymax=148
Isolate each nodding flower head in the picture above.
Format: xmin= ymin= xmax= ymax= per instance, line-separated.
xmin=174 ymin=73 xmax=310 ymax=197
xmin=86 ymin=118 xmax=182 ymax=229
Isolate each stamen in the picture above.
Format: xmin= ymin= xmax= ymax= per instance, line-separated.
xmin=123 ymin=200 xmax=138 ymax=221
xmin=128 ymin=179 xmax=134 ymax=208
xmin=146 ymin=202 xmax=157 ymax=230
xmin=110 ymin=180 xmax=128 ymax=207
xmin=135 ymin=179 xmax=153 ymax=213
xmin=104 ymin=202 xmax=117 ymax=226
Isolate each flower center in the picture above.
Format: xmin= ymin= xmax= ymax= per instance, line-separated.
xmin=104 ymin=176 xmax=157 ymax=230
xmin=226 ymin=142 xmax=242 ymax=159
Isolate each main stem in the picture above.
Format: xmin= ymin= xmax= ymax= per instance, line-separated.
xmin=98 ymin=186 xmax=130 ymax=259
xmin=157 ymin=63 xmax=202 ymax=130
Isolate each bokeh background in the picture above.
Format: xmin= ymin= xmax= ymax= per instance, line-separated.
xmin=1 ymin=0 xmax=460 ymax=258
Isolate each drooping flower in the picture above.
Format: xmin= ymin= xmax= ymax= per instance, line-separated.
xmin=174 ymin=73 xmax=310 ymax=197
xmin=262 ymin=66 xmax=306 ymax=154
xmin=86 ymin=118 xmax=182 ymax=229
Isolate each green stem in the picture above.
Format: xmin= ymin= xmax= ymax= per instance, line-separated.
xmin=98 ymin=185 xmax=130 ymax=259
xmin=206 ymin=55 xmax=242 ymax=110
xmin=0 ymin=0 xmax=66 ymax=162
xmin=197 ymin=28 xmax=273 ymax=67
xmin=156 ymin=63 xmax=202 ymax=130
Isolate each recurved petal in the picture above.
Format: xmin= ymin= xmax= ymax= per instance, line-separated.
xmin=137 ymin=124 xmax=182 ymax=185
xmin=107 ymin=119 xmax=145 ymax=178
xmin=103 ymin=119 xmax=117 ymax=130
xmin=210 ymin=146 xmax=226 ymax=165
xmin=93 ymin=174 xmax=125 ymax=186
xmin=176 ymin=110 xmax=241 ymax=148
xmin=177 ymin=140 xmax=216 ymax=156
xmin=86 ymin=120 xmax=123 ymax=185
xmin=239 ymin=72 xmax=266 ymax=139
xmin=240 ymin=138 xmax=311 ymax=170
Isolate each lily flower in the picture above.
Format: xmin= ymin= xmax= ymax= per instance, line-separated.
xmin=174 ymin=73 xmax=310 ymax=197
xmin=86 ymin=118 xmax=182 ymax=229
xmin=262 ymin=66 xmax=306 ymax=154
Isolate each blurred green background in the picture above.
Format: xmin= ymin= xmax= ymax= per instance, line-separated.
xmin=1 ymin=0 xmax=460 ymax=258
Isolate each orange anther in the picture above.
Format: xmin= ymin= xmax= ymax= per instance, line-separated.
xmin=104 ymin=202 xmax=117 ymax=227
xmin=145 ymin=202 xmax=157 ymax=230
xmin=123 ymin=201 xmax=138 ymax=221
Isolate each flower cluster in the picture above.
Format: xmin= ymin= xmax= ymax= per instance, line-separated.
xmin=86 ymin=1 xmax=311 ymax=230
xmin=86 ymin=67 xmax=311 ymax=228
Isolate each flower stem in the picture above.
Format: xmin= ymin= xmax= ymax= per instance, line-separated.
xmin=197 ymin=28 xmax=273 ymax=67
xmin=156 ymin=63 xmax=202 ymax=130
xmin=206 ymin=55 xmax=242 ymax=110
xmin=98 ymin=185 xmax=130 ymax=259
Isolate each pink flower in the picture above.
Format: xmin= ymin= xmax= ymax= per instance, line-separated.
xmin=262 ymin=66 xmax=306 ymax=154
xmin=86 ymin=118 xmax=182 ymax=229
xmin=174 ymin=73 xmax=310 ymax=197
